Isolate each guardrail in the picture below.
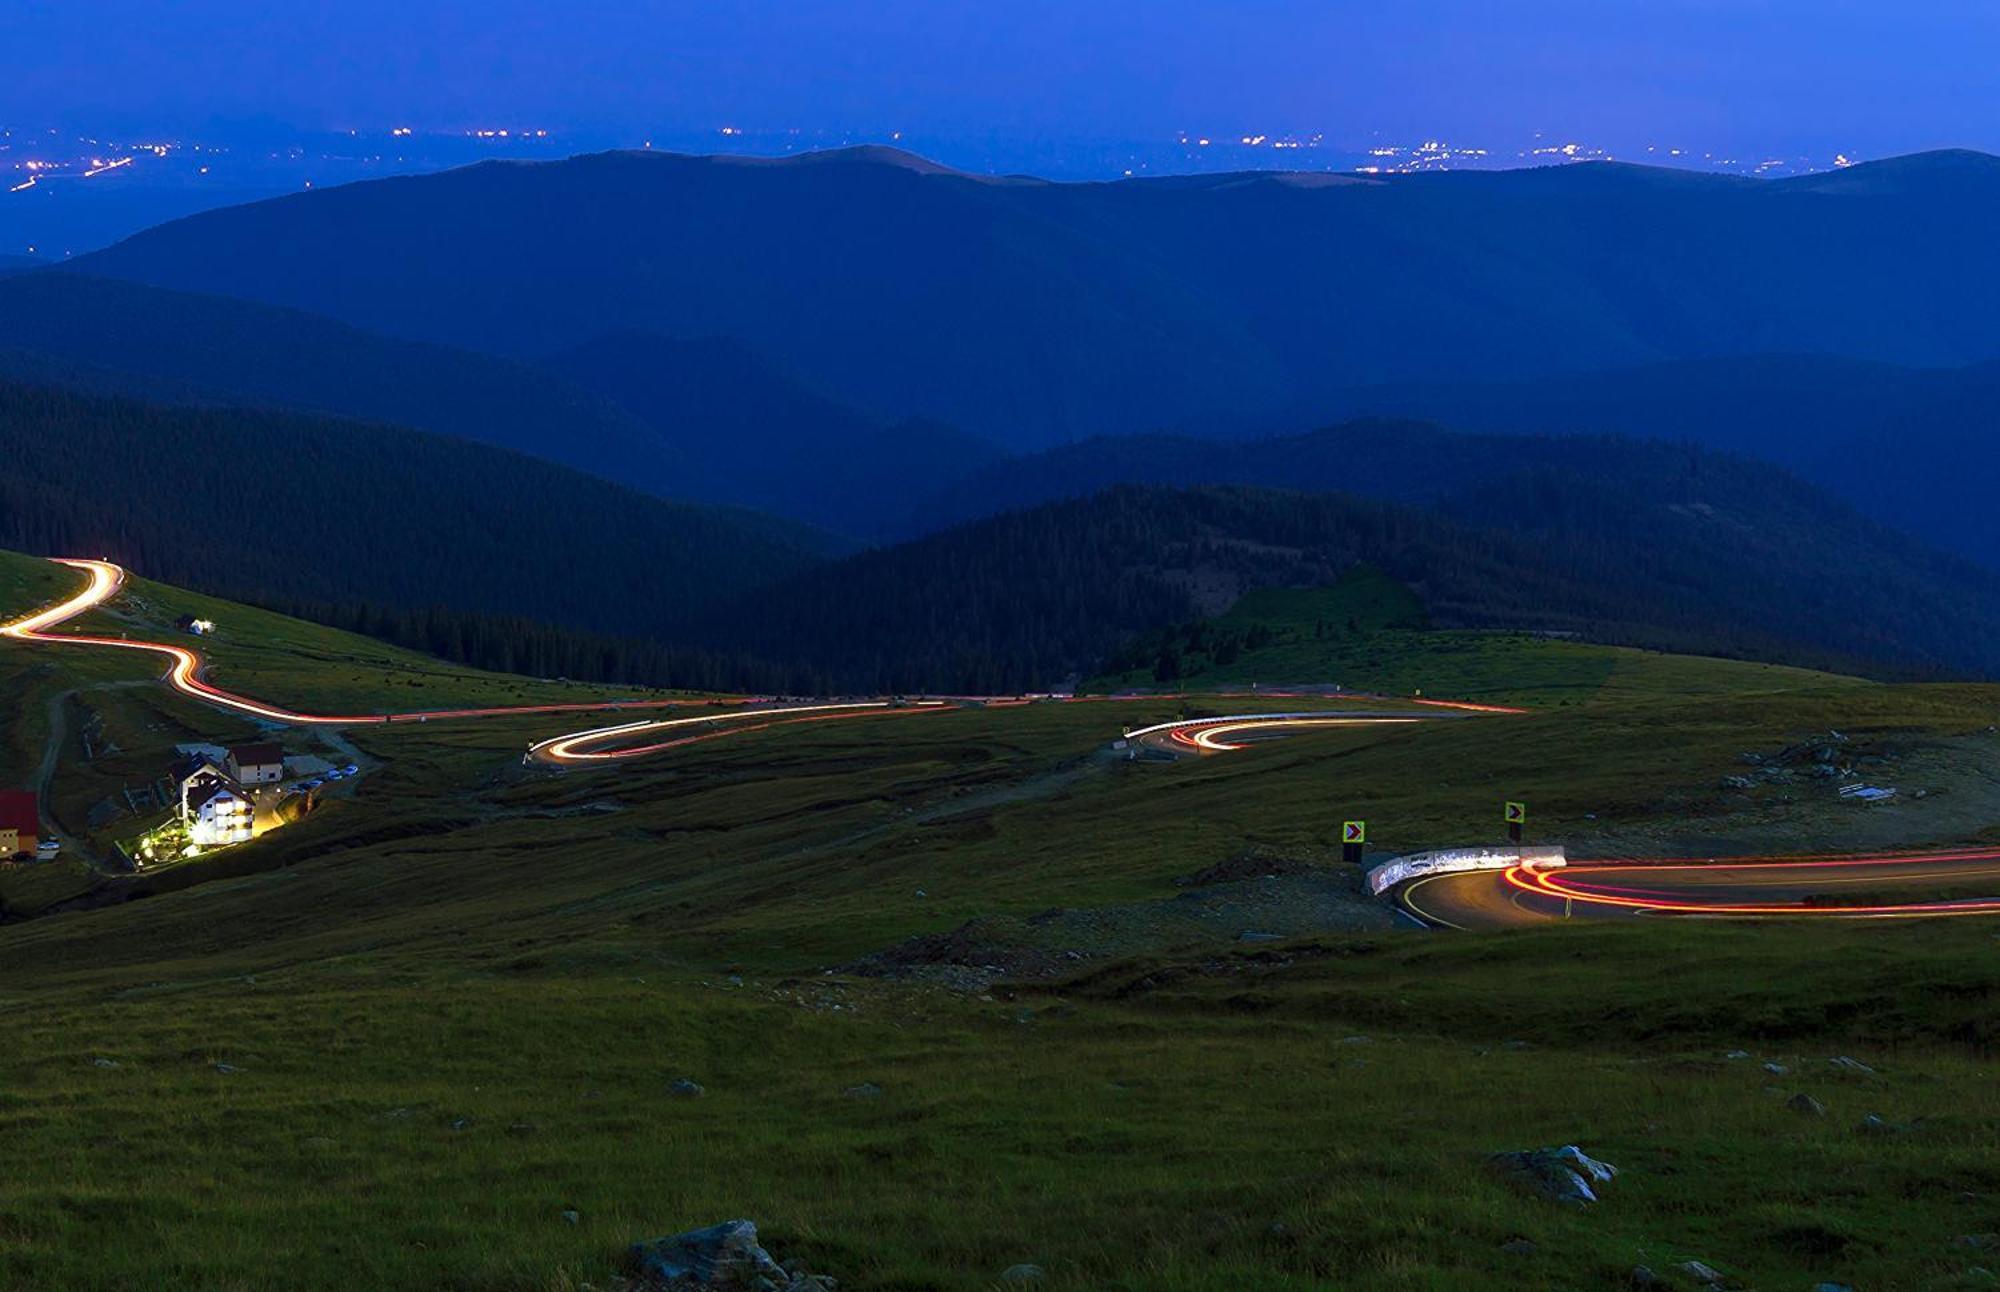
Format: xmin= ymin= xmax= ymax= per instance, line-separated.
xmin=1367 ymin=846 xmax=1567 ymax=896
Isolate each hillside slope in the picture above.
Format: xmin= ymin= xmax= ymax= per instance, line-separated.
xmin=6 ymin=544 xmax=1997 ymax=1290
xmin=0 ymin=273 xmax=688 ymax=496
xmin=1220 ymin=355 xmax=2000 ymax=568
xmin=0 ymin=276 xmax=999 ymax=538
xmin=906 ymin=418 xmax=1985 ymax=586
xmin=692 ymin=480 xmax=2000 ymax=692
xmin=0 ymin=380 xmax=836 ymax=645
xmin=69 ymin=146 xmax=2000 ymax=447
xmin=542 ymin=331 xmax=1002 ymax=535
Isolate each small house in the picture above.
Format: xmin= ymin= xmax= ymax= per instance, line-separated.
xmin=227 ymin=742 xmax=286 ymax=786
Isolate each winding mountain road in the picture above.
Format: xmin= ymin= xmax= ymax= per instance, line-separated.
xmin=24 ymin=557 xmax=1992 ymax=923
xmin=4 ymin=558 xmax=1449 ymax=768
xmin=1 ymin=560 xmax=974 ymax=763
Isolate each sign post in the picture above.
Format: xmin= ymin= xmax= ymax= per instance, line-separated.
xmin=1341 ymin=820 xmax=1367 ymax=865
xmin=1505 ymin=800 xmax=1527 ymax=845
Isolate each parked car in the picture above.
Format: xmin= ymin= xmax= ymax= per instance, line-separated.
xmin=341 ymin=764 xmax=359 ymax=776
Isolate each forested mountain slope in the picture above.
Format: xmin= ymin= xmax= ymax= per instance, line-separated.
xmin=0 ymin=274 xmax=686 ymax=496
xmin=0 ymin=276 xmax=995 ymax=539
xmin=1221 ymin=356 xmax=2000 ymax=569
xmin=542 ymin=331 xmax=1002 ymax=535
xmin=695 ymin=473 xmax=2000 ymax=693
xmin=0 ymin=380 xmax=837 ymax=648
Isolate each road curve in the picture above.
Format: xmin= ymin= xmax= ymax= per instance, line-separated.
xmin=1122 ymin=706 xmax=1495 ymax=755
xmin=1401 ymin=847 xmax=2000 ymax=927
xmin=2 ymin=559 xmax=734 ymax=727
xmin=526 ymin=701 xmax=954 ymax=765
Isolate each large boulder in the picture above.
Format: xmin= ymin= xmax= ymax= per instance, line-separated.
xmin=629 ymin=1220 xmax=790 ymax=1289
xmin=1489 ymin=1145 xmax=1619 ymax=1205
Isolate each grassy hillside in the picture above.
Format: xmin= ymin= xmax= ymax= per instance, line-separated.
xmin=1094 ymin=568 xmax=1860 ymax=706
xmin=6 ymin=559 xmax=2000 ymax=1288
xmin=8 ymin=921 xmax=2000 ymax=1291
xmin=0 ymin=548 xmax=711 ymax=916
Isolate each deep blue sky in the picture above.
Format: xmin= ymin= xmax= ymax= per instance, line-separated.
xmin=8 ymin=1 xmax=1998 ymax=158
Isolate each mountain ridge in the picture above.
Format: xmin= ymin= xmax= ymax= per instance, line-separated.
xmin=69 ymin=145 xmax=2000 ymax=449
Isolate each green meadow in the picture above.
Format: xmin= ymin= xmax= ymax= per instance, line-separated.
xmin=4 ymin=548 xmax=1999 ymax=1290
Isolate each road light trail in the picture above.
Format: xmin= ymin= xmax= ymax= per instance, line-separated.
xmin=2 ymin=559 xmax=399 ymax=725
xmin=1502 ymin=849 xmax=2000 ymax=919
xmin=1179 ymin=715 xmax=1424 ymax=751
xmin=0 ymin=561 xmax=946 ymax=755
xmin=527 ymin=701 xmax=951 ymax=764
xmin=4 ymin=558 xmax=1522 ymax=769
xmin=1397 ymin=847 xmax=2000 ymax=926
xmin=1123 ymin=709 xmax=1475 ymax=755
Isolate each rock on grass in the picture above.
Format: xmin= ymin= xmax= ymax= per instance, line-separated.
xmin=628 ymin=1219 xmax=836 ymax=1290
xmin=1489 ymin=1145 xmax=1618 ymax=1205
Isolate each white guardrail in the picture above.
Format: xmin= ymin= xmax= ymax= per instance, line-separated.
xmin=1366 ymin=846 xmax=1567 ymax=896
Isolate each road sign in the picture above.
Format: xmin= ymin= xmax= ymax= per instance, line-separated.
xmin=1504 ymin=801 xmax=1527 ymax=824
xmin=1342 ymin=820 xmax=1367 ymax=844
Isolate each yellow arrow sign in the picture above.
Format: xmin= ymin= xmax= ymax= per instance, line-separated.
xmin=1342 ymin=821 xmax=1366 ymax=844
xmin=1505 ymin=801 xmax=1527 ymax=824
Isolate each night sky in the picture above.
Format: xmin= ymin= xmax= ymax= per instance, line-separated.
xmin=8 ymin=1 xmax=1998 ymax=157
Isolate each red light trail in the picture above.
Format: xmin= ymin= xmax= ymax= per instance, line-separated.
xmin=1503 ymin=849 xmax=2000 ymax=918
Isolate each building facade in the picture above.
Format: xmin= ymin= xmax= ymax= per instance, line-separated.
xmin=186 ymin=779 xmax=254 ymax=847
xmin=227 ymin=742 xmax=286 ymax=786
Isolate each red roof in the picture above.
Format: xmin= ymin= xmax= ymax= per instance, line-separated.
xmin=229 ymin=743 xmax=285 ymax=769
xmin=0 ymin=790 xmax=38 ymax=836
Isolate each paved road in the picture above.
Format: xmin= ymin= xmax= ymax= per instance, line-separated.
xmin=1401 ymin=848 xmax=2000 ymax=927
